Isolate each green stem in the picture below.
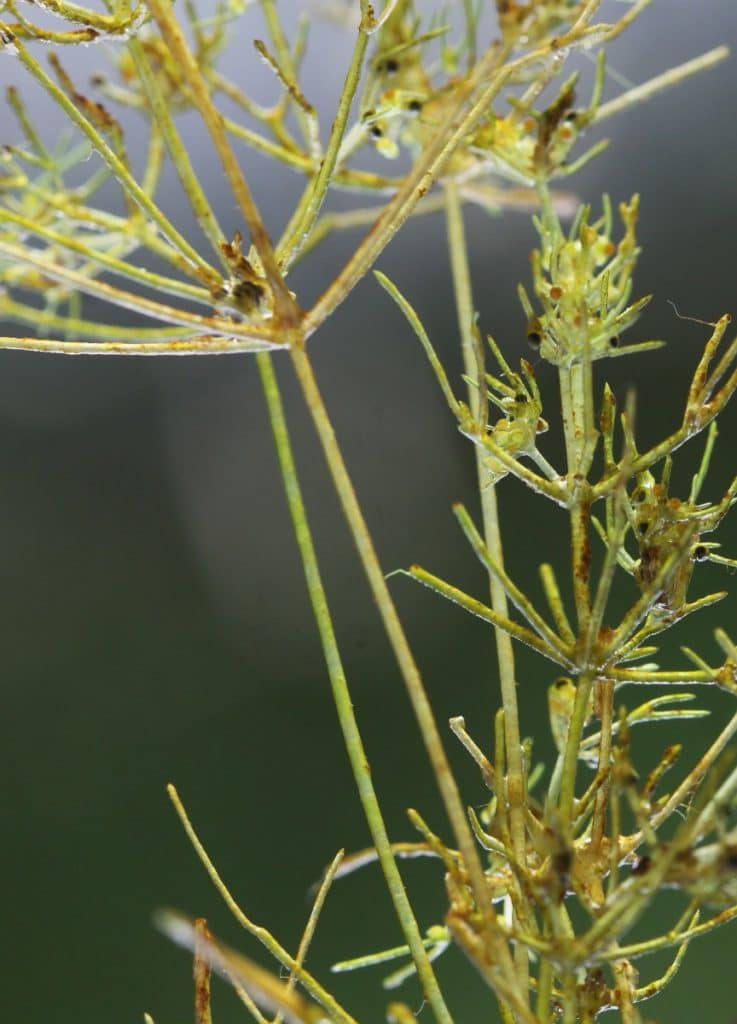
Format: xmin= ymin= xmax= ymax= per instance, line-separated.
xmin=255 ymin=352 xmax=452 ymax=1024
xmin=303 ymin=36 xmax=515 ymax=335
xmin=561 ymin=968 xmax=577 ymax=1024
xmin=11 ymin=35 xmax=217 ymax=284
xmin=260 ymin=0 xmax=314 ymax=153
xmin=146 ymin=0 xmax=298 ymax=328
xmin=557 ymin=674 xmax=593 ymax=828
xmin=166 ymin=787 xmax=358 ymax=1024
xmin=0 ymin=210 xmax=213 ymax=304
xmin=535 ymin=951 xmax=553 ymax=1022
xmin=0 ymin=295 xmax=198 ymax=341
xmin=276 ymin=11 xmax=370 ymax=269
xmin=0 ymin=240 xmax=277 ymax=346
xmin=445 ymin=184 xmax=527 ymax=856
xmin=568 ymin=479 xmax=593 ymax=634
xmin=289 ymin=342 xmax=528 ymax=1013
xmin=444 ymin=183 xmax=530 ymax=1002
xmin=590 ymin=680 xmax=614 ymax=850
xmin=127 ymin=36 xmax=229 ymax=268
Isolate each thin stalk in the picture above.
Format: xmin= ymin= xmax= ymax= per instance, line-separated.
xmin=222 ymin=115 xmax=315 ymax=172
xmin=557 ymin=674 xmax=594 ymax=827
xmin=648 ymin=706 xmax=737 ymax=832
xmin=569 ymin=481 xmax=593 ymax=630
xmin=7 ymin=0 xmax=138 ymax=33
xmin=140 ymin=125 xmax=165 ymax=200
xmin=255 ymin=352 xmax=453 ymax=1024
xmin=0 ymin=210 xmax=214 ymax=303
xmin=590 ymin=680 xmax=614 ymax=849
xmin=288 ymin=342 xmax=528 ymax=1013
xmin=594 ymin=46 xmax=730 ymax=124
xmin=478 ymin=434 xmax=567 ymax=503
xmin=561 ymin=969 xmax=577 ymax=1024
xmin=303 ymin=36 xmax=514 ymax=334
xmin=605 ymin=903 xmax=737 ymax=963
xmin=454 ymin=504 xmax=570 ymax=662
xmin=408 ymin=566 xmax=575 ymax=667
xmin=0 ymin=240 xmax=278 ymax=345
xmin=39 ymin=197 xmax=206 ymax=279
xmin=444 ymin=187 xmax=529 ymax=901
xmin=127 ymin=36 xmax=229 ymax=268
xmin=193 ymin=919 xmax=214 ymax=1024
xmin=535 ymin=944 xmax=553 ymax=1022
xmin=562 ymin=371 xmax=594 ymax=632
xmin=540 ymin=564 xmax=576 ymax=646
xmin=274 ymin=6 xmax=371 ymax=269
xmin=561 ymin=361 xmax=595 ymax=478
xmin=11 ymin=35 xmax=217 ymax=285
xmin=146 ymin=0 xmax=298 ymax=328
xmin=0 ymin=334 xmax=268 ymax=356
xmin=365 ymin=0 xmax=402 ymax=34
xmin=0 ymin=296 xmax=198 ymax=342
xmin=277 ymin=847 xmax=344 ymax=1024
xmin=260 ymin=0 xmax=314 ymax=153
xmin=612 ymin=960 xmax=639 ymax=1024
xmin=276 ymin=33 xmax=369 ymax=268
xmin=165 ymin=788 xmax=357 ymax=1024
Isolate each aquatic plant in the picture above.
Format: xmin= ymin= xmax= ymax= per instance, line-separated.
xmin=1 ymin=2 xmax=735 ymax=1021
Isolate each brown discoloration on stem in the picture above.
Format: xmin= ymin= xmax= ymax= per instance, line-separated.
xmin=575 ymin=500 xmax=592 ymax=584
xmin=194 ymin=918 xmax=213 ymax=1024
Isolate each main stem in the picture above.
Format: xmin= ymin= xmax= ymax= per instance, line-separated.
xmin=256 ymin=351 xmax=452 ymax=1024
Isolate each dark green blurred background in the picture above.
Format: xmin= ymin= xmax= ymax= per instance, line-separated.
xmin=2 ymin=3 xmax=737 ymax=1022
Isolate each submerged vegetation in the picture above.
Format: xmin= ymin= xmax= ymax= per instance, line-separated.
xmin=1 ymin=1 xmax=736 ymax=1021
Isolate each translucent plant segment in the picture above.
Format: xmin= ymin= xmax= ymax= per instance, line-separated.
xmin=1 ymin=3 xmax=737 ymax=1024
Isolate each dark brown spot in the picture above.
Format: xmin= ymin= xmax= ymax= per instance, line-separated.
xmin=526 ymin=316 xmax=543 ymax=347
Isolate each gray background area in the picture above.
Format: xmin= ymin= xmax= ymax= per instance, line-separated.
xmin=1 ymin=2 xmax=737 ymax=1022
